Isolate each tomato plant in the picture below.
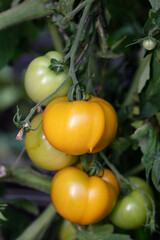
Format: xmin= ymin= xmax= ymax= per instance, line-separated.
xmin=42 ymin=95 xmax=118 ymax=155
xmin=50 ymin=166 xmax=119 ymax=225
xmin=142 ymin=38 xmax=156 ymax=51
xmin=25 ymin=113 xmax=78 ymax=171
xmin=2 ymin=0 xmax=160 ymax=239
xmin=109 ymin=176 xmax=154 ymax=230
xmin=24 ymin=51 xmax=72 ymax=105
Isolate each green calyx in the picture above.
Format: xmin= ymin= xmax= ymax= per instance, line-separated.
xmin=68 ymin=83 xmax=91 ymax=101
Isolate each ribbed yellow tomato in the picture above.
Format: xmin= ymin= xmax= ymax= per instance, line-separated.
xmin=50 ymin=166 xmax=119 ymax=225
xmin=25 ymin=113 xmax=78 ymax=171
xmin=42 ymin=96 xmax=118 ymax=155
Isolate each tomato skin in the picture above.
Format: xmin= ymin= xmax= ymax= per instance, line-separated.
xmin=25 ymin=113 xmax=78 ymax=171
xmin=24 ymin=51 xmax=72 ymax=106
xmin=142 ymin=38 xmax=156 ymax=51
xmin=109 ymin=176 xmax=154 ymax=230
xmin=42 ymin=95 xmax=118 ymax=155
xmin=50 ymin=166 xmax=119 ymax=225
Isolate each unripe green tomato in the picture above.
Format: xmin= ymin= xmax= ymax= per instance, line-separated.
xmin=25 ymin=113 xmax=78 ymax=171
xmin=142 ymin=38 xmax=156 ymax=51
xmin=109 ymin=176 xmax=154 ymax=230
xmin=24 ymin=51 xmax=72 ymax=106
xmin=59 ymin=220 xmax=76 ymax=240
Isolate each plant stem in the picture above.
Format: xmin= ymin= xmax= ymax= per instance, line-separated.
xmin=64 ymin=0 xmax=94 ymax=84
xmin=97 ymin=17 xmax=108 ymax=54
xmin=24 ymin=75 xmax=70 ymax=123
xmin=16 ymin=204 xmax=56 ymax=240
xmin=61 ymin=0 xmax=88 ymax=24
xmin=47 ymin=20 xmax=64 ymax=53
xmin=0 ymin=0 xmax=53 ymax=30
xmin=2 ymin=165 xmax=51 ymax=193
xmin=124 ymin=163 xmax=145 ymax=177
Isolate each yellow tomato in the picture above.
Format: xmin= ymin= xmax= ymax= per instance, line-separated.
xmin=50 ymin=166 xmax=119 ymax=225
xmin=25 ymin=113 xmax=78 ymax=171
xmin=42 ymin=96 xmax=118 ymax=155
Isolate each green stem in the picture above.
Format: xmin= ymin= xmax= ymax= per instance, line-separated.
xmin=0 ymin=0 xmax=53 ymax=30
xmin=24 ymin=75 xmax=70 ymax=123
xmin=1 ymin=165 xmax=51 ymax=193
xmin=97 ymin=17 xmax=108 ymax=54
xmin=16 ymin=204 xmax=56 ymax=240
xmin=64 ymin=0 xmax=94 ymax=85
xmin=47 ymin=20 xmax=64 ymax=53
xmin=61 ymin=0 xmax=88 ymax=24
xmin=124 ymin=163 xmax=145 ymax=177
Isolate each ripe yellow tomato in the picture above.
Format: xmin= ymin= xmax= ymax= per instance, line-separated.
xmin=50 ymin=166 xmax=119 ymax=225
xmin=42 ymin=95 xmax=118 ymax=155
xmin=24 ymin=51 xmax=72 ymax=106
xmin=25 ymin=113 xmax=78 ymax=171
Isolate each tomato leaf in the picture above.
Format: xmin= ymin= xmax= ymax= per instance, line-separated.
xmin=148 ymin=0 xmax=160 ymax=11
xmin=151 ymin=152 xmax=160 ymax=191
xmin=112 ymin=137 xmax=132 ymax=152
xmin=138 ymin=53 xmax=152 ymax=93
xmin=76 ymin=224 xmax=133 ymax=240
xmin=59 ymin=0 xmax=75 ymax=16
xmin=131 ymin=124 xmax=160 ymax=181
xmin=1 ymin=199 xmax=39 ymax=216
xmin=0 ymin=203 xmax=7 ymax=223
xmin=140 ymin=52 xmax=160 ymax=117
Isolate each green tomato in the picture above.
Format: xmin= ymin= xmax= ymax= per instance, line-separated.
xmin=59 ymin=220 xmax=76 ymax=240
xmin=109 ymin=176 xmax=154 ymax=230
xmin=142 ymin=38 xmax=156 ymax=51
xmin=24 ymin=51 xmax=72 ymax=106
xmin=25 ymin=113 xmax=78 ymax=171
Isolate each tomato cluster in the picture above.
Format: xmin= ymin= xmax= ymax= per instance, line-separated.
xmin=24 ymin=51 xmax=153 ymax=229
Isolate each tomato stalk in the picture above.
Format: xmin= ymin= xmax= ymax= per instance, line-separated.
xmin=0 ymin=0 xmax=53 ymax=31
xmin=80 ymin=155 xmax=104 ymax=177
xmin=63 ymin=0 xmax=94 ymax=101
xmin=13 ymin=75 xmax=70 ymax=132
xmin=1 ymin=164 xmax=51 ymax=193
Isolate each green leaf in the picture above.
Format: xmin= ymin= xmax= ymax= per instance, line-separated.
xmin=0 ymin=203 xmax=7 ymax=222
xmin=76 ymin=224 xmax=132 ymax=240
xmin=131 ymin=124 xmax=160 ymax=181
xmin=138 ymin=53 xmax=152 ymax=93
xmin=0 ymin=212 xmax=7 ymax=222
xmin=111 ymin=137 xmax=132 ymax=152
xmin=148 ymin=0 xmax=160 ymax=11
xmin=4 ymin=199 xmax=39 ymax=216
xmin=59 ymin=0 xmax=75 ymax=16
xmin=16 ymin=204 xmax=56 ymax=240
xmin=1 ymin=165 xmax=51 ymax=193
xmin=105 ymin=234 xmax=133 ymax=240
xmin=152 ymin=152 xmax=160 ymax=191
xmin=140 ymin=52 xmax=160 ymax=117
